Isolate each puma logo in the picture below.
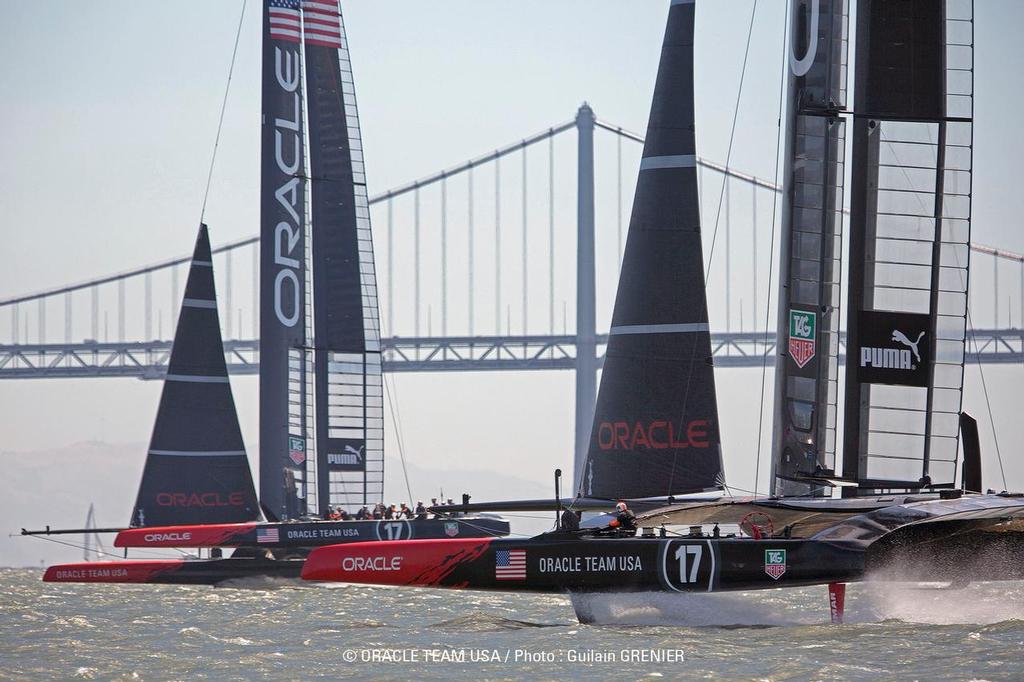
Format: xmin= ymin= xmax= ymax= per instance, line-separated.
xmin=891 ymin=330 xmax=925 ymax=363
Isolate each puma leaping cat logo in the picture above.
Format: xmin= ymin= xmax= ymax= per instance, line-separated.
xmin=892 ymin=330 xmax=925 ymax=363
xmin=344 ymin=444 xmax=364 ymax=462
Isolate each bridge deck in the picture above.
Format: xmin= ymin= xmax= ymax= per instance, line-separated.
xmin=0 ymin=331 xmax=1018 ymax=379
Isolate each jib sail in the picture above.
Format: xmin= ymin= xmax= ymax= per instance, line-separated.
xmin=259 ymin=0 xmax=311 ymax=520
xmin=579 ymin=0 xmax=724 ymax=500
xmin=131 ymin=225 xmax=260 ymax=527
xmin=303 ymin=1 xmax=384 ymax=513
xmin=841 ymin=0 xmax=973 ymax=492
xmin=770 ymin=0 xmax=850 ymax=496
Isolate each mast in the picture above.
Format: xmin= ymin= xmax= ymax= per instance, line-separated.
xmin=131 ymin=225 xmax=260 ymax=527
xmin=579 ymin=0 xmax=724 ymax=500
xmin=302 ymin=1 xmax=384 ymax=513
xmin=841 ymin=0 xmax=973 ymax=494
xmin=260 ymin=0 xmax=310 ymax=520
xmin=770 ymin=0 xmax=850 ymax=496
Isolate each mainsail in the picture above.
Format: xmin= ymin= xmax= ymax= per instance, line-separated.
xmin=841 ymin=0 xmax=973 ymax=491
xmin=131 ymin=225 xmax=260 ymax=527
xmin=770 ymin=0 xmax=849 ymax=495
xmin=579 ymin=0 xmax=724 ymax=500
xmin=259 ymin=0 xmax=382 ymax=518
xmin=259 ymin=0 xmax=310 ymax=520
xmin=304 ymin=2 xmax=384 ymax=514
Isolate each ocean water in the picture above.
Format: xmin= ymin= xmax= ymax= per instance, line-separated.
xmin=2 ymin=568 xmax=1024 ymax=680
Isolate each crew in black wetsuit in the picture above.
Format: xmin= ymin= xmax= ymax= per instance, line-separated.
xmin=415 ymin=501 xmax=428 ymax=520
xmin=609 ymin=501 xmax=637 ymax=534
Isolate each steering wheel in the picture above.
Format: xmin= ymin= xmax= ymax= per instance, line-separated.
xmin=738 ymin=511 xmax=774 ymax=539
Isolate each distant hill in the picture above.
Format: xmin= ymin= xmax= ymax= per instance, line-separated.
xmin=1 ymin=441 xmax=552 ymax=567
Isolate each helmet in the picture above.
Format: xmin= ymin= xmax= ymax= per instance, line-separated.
xmin=615 ymin=502 xmax=628 ymax=512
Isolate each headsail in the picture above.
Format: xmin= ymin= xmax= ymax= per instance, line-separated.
xmin=259 ymin=0 xmax=311 ymax=520
xmin=841 ymin=0 xmax=973 ymax=491
xmin=770 ymin=0 xmax=850 ymax=496
xmin=131 ymin=225 xmax=260 ymax=527
xmin=579 ymin=0 xmax=724 ymax=500
xmin=303 ymin=1 xmax=384 ymax=514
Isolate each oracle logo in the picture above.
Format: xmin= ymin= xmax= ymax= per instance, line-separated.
xmin=155 ymin=492 xmax=246 ymax=507
xmin=342 ymin=556 xmax=403 ymax=572
xmin=271 ymin=46 xmax=303 ymax=328
xmin=596 ymin=419 xmax=711 ymax=451
xmin=143 ymin=532 xmax=193 ymax=543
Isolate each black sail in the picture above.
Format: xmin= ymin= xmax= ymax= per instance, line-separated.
xmin=841 ymin=0 xmax=973 ymax=492
xmin=770 ymin=0 xmax=849 ymax=496
xmin=131 ymin=225 xmax=260 ymax=527
xmin=579 ymin=0 xmax=724 ymax=500
xmin=303 ymin=1 xmax=384 ymax=514
xmin=259 ymin=0 xmax=310 ymax=520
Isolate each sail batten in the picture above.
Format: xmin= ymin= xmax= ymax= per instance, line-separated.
xmin=580 ymin=1 xmax=723 ymax=501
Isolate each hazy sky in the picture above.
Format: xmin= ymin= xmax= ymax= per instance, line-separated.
xmin=2 ymin=0 xmax=1024 ymax=542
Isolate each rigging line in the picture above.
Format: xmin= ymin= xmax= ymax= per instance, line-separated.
xmin=199 ymin=0 xmax=247 ymax=225
xmin=967 ymin=310 xmax=1008 ymax=490
xmin=436 ymin=517 xmax=539 ymax=538
xmin=23 ymin=533 xmax=192 ymax=561
xmin=667 ymin=0 xmax=759 ymax=498
xmin=753 ymin=0 xmax=791 ymax=500
xmin=382 ymin=371 xmax=415 ymax=505
xmin=702 ymin=0 xmax=758 ymax=287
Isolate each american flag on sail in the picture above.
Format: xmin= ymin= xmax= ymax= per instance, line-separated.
xmin=268 ymin=0 xmax=301 ymax=43
xmin=257 ymin=527 xmax=280 ymax=544
xmin=302 ymin=1 xmax=343 ymax=49
xmin=495 ymin=549 xmax=526 ymax=580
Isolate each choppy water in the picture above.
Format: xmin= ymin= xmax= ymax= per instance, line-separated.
xmin=2 ymin=568 xmax=1024 ymax=680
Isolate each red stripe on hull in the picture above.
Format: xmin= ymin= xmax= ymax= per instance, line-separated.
xmin=302 ymin=539 xmax=493 ymax=586
xmin=115 ymin=523 xmax=257 ymax=548
xmin=43 ymin=560 xmax=185 ymax=583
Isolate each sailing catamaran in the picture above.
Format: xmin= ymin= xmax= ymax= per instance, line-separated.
xmin=300 ymin=0 xmax=1024 ymax=621
xmin=33 ymin=0 xmax=507 ymax=584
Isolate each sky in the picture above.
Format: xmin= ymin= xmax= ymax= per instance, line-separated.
xmin=2 ymin=1 xmax=1024 ymax=556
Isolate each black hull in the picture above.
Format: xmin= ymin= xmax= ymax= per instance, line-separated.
xmin=115 ymin=517 xmax=510 ymax=550
xmin=302 ymin=534 xmax=866 ymax=593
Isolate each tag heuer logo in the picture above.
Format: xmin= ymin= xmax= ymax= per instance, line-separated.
xmin=288 ymin=436 xmax=306 ymax=466
xmin=444 ymin=522 xmax=460 ymax=537
xmin=788 ymin=310 xmax=816 ymax=369
xmin=765 ymin=549 xmax=787 ymax=580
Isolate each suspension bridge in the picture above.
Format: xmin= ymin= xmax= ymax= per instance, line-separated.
xmin=2 ymin=104 xmax=1023 ymax=386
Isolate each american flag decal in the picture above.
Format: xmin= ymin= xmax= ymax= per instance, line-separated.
xmin=495 ymin=549 xmax=526 ymax=580
xmin=302 ymin=1 xmax=343 ymax=49
xmin=257 ymin=527 xmax=280 ymax=544
xmin=268 ymin=0 xmax=301 ymax=43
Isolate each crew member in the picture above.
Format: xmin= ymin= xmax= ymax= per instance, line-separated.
xmin=561 ymin=508 xmax=581 ymax=532
xmin=328 ymin=506 xmax=342 ymax=521
xmin=607 ymin=501 xmax=637 ymax=533
xmin=415 ymin=501 xmax=427 ymax=520
xmin=400 ymin=503 xmax=413 ymax=519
